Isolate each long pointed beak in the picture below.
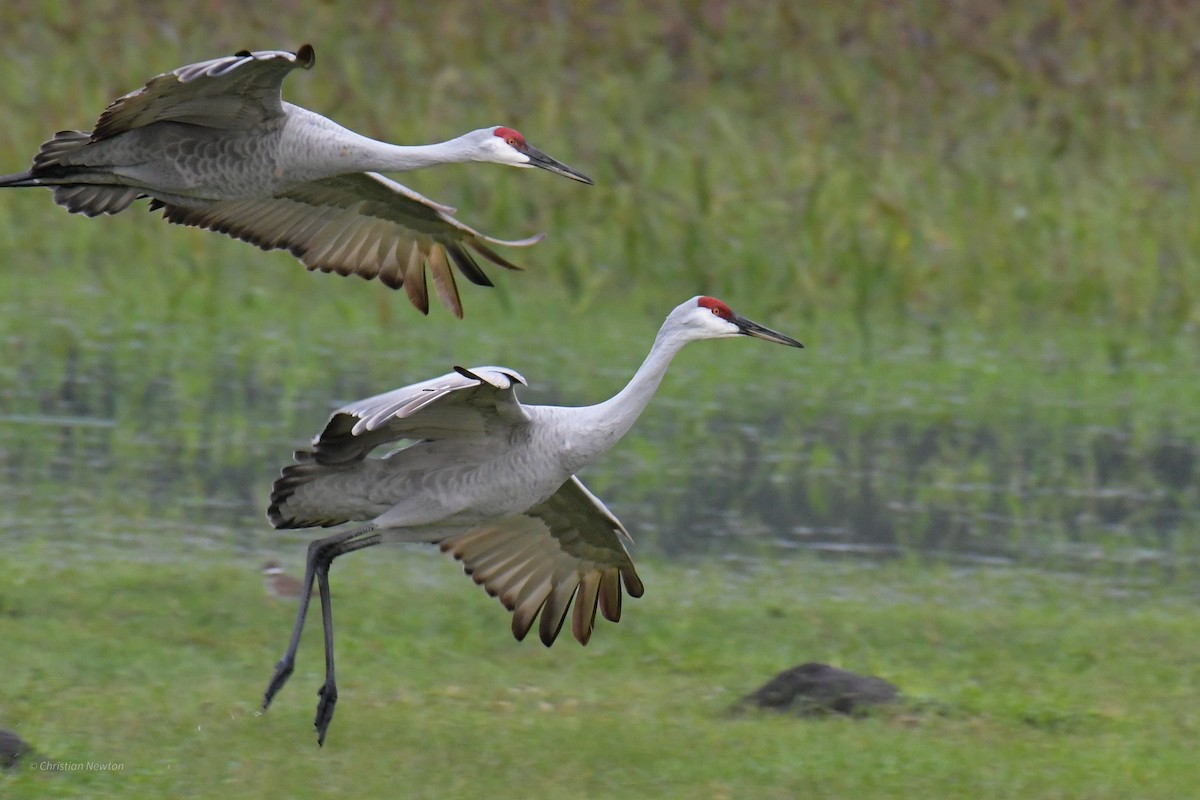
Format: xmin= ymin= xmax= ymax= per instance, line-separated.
xmin=522 ymin=144 xmax=594 ymax=185
xmin=734 ymin=315 xmax=804 ymax=348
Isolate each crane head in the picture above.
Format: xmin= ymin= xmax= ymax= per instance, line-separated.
xmin=674 ymin=296 xmax=804 ymax=348
xmin=485 ymin=127 xmax=594 ymax=185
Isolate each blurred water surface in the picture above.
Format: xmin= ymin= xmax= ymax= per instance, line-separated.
xmin=1 ymin=314 xmax=1194 ymax=580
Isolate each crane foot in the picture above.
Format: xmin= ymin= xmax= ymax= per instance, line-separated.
xmin=315 ymin=681 xmax=338 ymax=746
xmin=263 ymin=657 xmax=295 ymax=710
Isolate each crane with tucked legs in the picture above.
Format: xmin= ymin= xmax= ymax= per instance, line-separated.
xmin=0 ymin=45 xmax=592 ymax=317
xmin=260 ymin=295 xmax=803 ymax=745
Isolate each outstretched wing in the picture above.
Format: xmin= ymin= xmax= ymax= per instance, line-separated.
xmin=149 ymin=172 xmax=540 ymax=317
xmin=91 ymin=45 xmax=315 ymax=139
xmin=441 ymin=475 xmax=646 ymax=647
xmin=309 ymin=366 xmax=529 ymax=466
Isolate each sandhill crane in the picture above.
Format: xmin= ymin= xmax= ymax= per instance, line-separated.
xmin=0 ymin=45 xmax=592 ymax=317
xmin=260 ymin=295 xmax=803 ymax=744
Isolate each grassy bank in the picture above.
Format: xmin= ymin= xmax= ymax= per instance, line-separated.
xmin=1 ymin=544 xmax=1196 ymax=798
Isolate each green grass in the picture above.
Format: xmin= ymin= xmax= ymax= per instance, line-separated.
xmin=1 ymin=544 xmax=1196 ymax=798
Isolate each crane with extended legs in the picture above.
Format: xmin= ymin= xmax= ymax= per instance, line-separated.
xmin=260 ymin=295 xmax=803 ymax=745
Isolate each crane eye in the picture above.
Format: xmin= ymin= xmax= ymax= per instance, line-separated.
xmin=697 ymin=296 xmax=733 ymax=319
xmin=506 ymin=137 xmax=519 ymax=148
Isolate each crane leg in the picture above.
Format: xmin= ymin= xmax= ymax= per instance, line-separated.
xmin=261 ymin=524 xmax=377 ymax=717
xmin=313 ymin=554 xmax=338 ymax=746
xmin=312 ymin=530 xmax=383 ymax=746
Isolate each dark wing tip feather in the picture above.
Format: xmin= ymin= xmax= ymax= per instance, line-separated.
xmin=447 ymin=245 xmax=495 ymax=287
xmin=539 ymin=615 xmax=567 ymax=647
xmin=598 ymin=567 xmax=624 ymax=623
xmin=623 ymin=568 xmax=645 ymax=598
xmin=571 ymin=574 xmax=601 ymax=645
xmin=453 ymin=366 xmax=481 ymax=381
xmin=400 ymin=251 xmax=431 ymax=313
xmin=537 ymin=584 xmax=578 ymax=647
xmin=469 ymin=240 xmax=526 ymax=272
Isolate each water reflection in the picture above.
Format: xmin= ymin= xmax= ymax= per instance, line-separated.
xmin=1 ymin=347 xmax=1196 ymax=576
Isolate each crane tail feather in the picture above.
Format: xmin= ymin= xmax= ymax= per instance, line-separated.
xmin=0 ymin=171 xmax=40 ymax=187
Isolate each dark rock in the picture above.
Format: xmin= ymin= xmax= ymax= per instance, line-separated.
xmin=0 ymin=729 xmax=37 ymax=769
xmin=737 ymin=662 xmax=899 ymax=716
